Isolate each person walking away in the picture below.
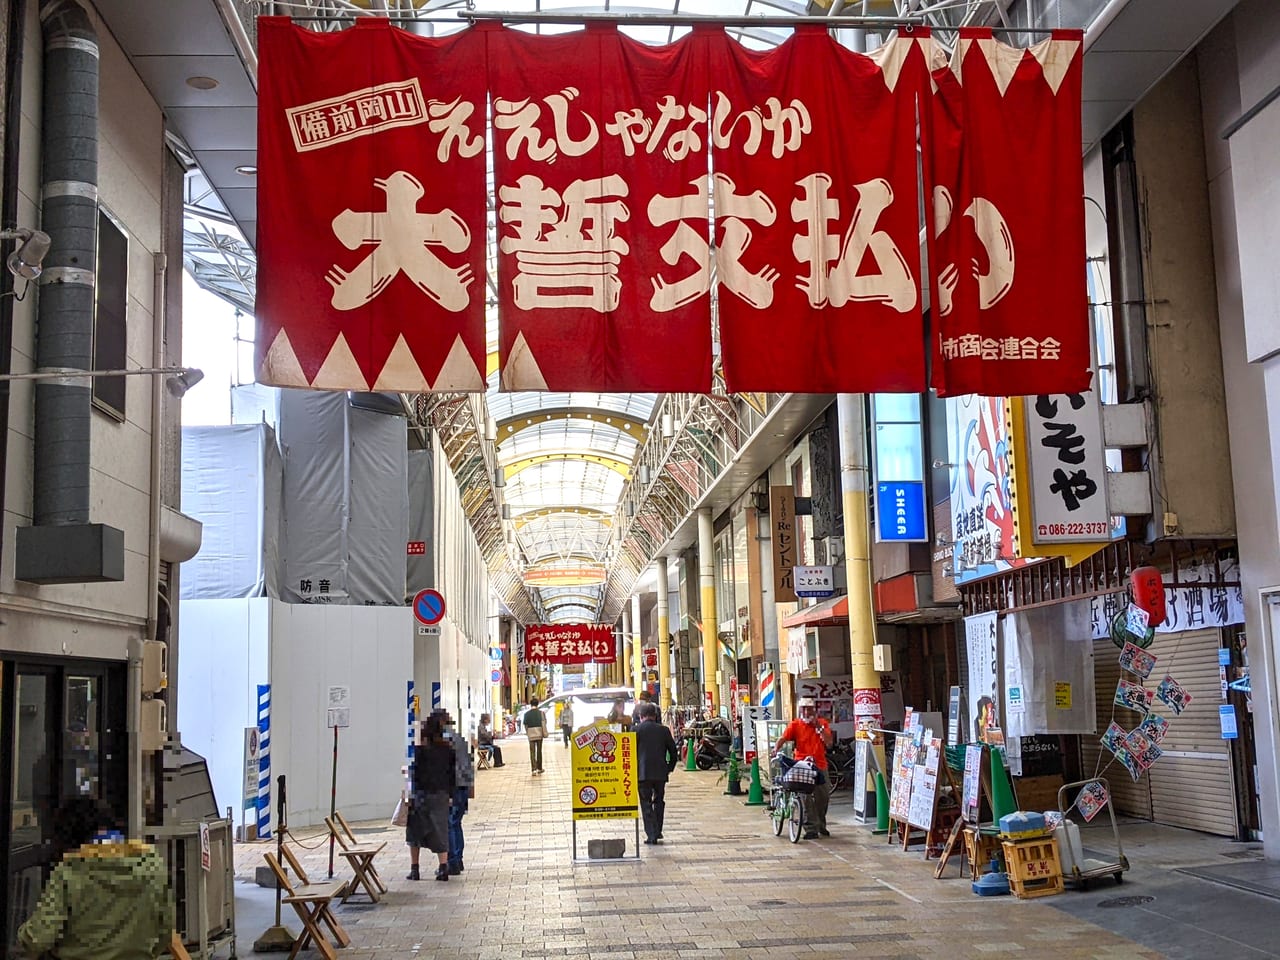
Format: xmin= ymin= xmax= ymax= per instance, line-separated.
xmin=445 ymin=711 xmax=475 ymax=876
xmin=407 ymin=710 xmax=457 ymax=881
xmin=524 ymin=699 xmax=547 ymax=775
xmin=634 ymin=702 xmax=678 ymax=845
xmin=773 ymin=697 xmax=833 ymax=839
xmin=606 ymin=697 xmax=632 ymax=730
xmin=560 ymin=701 xmax=576 ymax=747
xmin=18 ymin=796 xmax=173 ymax=959
xmin=477 ymin=713 xmax=504 ymax=767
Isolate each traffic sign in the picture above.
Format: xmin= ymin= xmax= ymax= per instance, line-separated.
xmin=413 ymin=588 xmax=446 ymax=625
xmin=489 ymin=668 xmax=502 ymax=684
xmin=489 ymin=647 xmax=504 ymax=662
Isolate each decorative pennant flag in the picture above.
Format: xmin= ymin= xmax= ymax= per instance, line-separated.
xmin=1138 ymin=713 xmax=1169 ymax=743
xmin=927 ymin=28 xmax=1091 ymax=397
xmin=486 ymin=23 xmax=713 ymax=392
xmin=255 ymin=18 xmax=488 ymax=392
xmin=713 ymin=27 xmax=929 ymax=393
xmin=1075 ymin=779 xmax=1108 ymax=822
xmin=1114 ymin=679 xmax=1150 ymax=715
xmin=1118 ymin=640 xmax=1157 ymax=679
xmin=1156 ymin=675 xmax=1193 ymax=715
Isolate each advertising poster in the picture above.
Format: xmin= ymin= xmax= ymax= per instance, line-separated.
xmin=964 ymin=611 xmax=1000 ymax=744
xmin=1075 ymin=780 xmax=1108 ymax=822
xmin=1114 ymin=679 xmax=1150 ymax=716
xmin=1118 ymin=641 xmax=1157 ymax=679
xmin=1156 ymin=675 xmax=1192 ymax=715
xmin=570 ymin=723 xmax=638 ymax=821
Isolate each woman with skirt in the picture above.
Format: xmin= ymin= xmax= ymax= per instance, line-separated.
xmin=406 ymin=709 xmax=457 ymax=881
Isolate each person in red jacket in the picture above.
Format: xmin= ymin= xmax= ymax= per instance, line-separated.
xmin=774 ymin=697 xmax=834 ymax=839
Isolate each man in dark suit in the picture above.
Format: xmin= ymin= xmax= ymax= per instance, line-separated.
xmin=633 ymin=702 xmax=678 ymax=845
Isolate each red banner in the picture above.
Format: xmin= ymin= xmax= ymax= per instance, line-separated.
xmin=712 ymin=27 xmax=929 ymax=393
xmin=524 ymin=624 xmax=616 ymax=664
xmin=487 ymin=23 xmax=713 ymax=392
xmin=256 ymin=18 xmax=487 ymax=392
xmin=927 ymin=28 xmax=1089 ymax=397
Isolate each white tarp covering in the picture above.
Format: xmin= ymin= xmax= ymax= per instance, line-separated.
xmin=1003 ymin=601 xmax=1097 ymax=737
xmin=180 ymin=424 xmax=282 ymax=599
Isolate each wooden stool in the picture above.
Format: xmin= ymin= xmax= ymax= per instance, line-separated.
xmin=1001 ymin=835 xmax=1064 ymax=899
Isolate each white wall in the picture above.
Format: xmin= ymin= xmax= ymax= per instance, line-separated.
xmin=176 ymin=598 xmax=270 ymax=821
xmin=268 ymin=602 xmax=413 ymax=830
xmin=1198 ymin=1 xmax=1280 ymax=853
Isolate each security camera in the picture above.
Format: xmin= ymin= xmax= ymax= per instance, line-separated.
xmin=1 ymin=227 xmax=52 ymax=281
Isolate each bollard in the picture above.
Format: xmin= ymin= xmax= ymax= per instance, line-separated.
xmin=684 ymin=735 xmax=698 ymax=771
xmin=872 ymin=771 xmax=890 ymax=835
xmin=743 ymin=756 xmax=766 ymax=806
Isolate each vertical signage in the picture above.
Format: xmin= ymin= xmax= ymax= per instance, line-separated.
xmin=1022 ymin=390 xmax=1110 ymax=543
xmin=769 ymin=485 xmax=798 ymax=603
xmin=872 ymin=394 xmax=928 ymax=542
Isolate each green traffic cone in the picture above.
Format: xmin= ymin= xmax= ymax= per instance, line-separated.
xmin=684 ymin=735 xmax=698 ymax=771
xmin=744 ymin=757 xmax=766 ymax=806
xmin=989 ymin=746 xmax=1018 ymax=826
xmin=872 ymin=771 xmax=890 ymax=835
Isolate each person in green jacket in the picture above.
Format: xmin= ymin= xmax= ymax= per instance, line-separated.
xmin=18 ymin=796 xmax=173 ymax=960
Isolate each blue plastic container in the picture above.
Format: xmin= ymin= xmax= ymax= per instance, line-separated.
xmin=999 ymin=810 xmax=1048 ymax=838
xmin=973 ymin=871 xmax=1011 ymax=896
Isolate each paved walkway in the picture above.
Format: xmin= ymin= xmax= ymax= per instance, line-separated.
xmin=233 ymin=736 xmax=1169 ymax=960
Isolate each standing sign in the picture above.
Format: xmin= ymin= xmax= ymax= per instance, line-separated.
xmin=570 ymin=723 xmax=639 ymax=820
xmin=243 ymin=727 xmax=260 ymax=811
xmin=740 ymin=705 xmax=765 ymax=762
xmin=770 ymin=486 xmax=799 ymax=603
xmin=961 ymin=744 xmax=983 ymax=821
xmin=327 ymin=685 xmax=351 ymax=728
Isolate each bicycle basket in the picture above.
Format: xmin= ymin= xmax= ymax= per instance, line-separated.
xmin=782 ymin=762 xmax=819 ymax=794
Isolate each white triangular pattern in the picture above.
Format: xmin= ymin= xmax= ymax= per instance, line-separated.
xmin=951 ymin=37 xmax=972 ymax=83
xmin=311 ymin=333 xmax=370 ymax=391
xmin=1029 ymin=36 xmax=1080 ymax=96
xmin=976 ymin=37 xmax=1027 ymax=97
xmin=432 ymin=334 xmax=485 ymax=391
xmin=869 ymin=35 xmax=911 ymax=94
xmin=259 ymin=328 xmax=308 ymax=387
xmin=502 ymin=332 xmax=548 ymax=391
xmin=372 ymin=334 xmax=429 ymax=392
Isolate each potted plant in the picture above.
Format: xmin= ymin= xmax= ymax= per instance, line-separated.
xmin=722 ymin=752 xmax=744 ymax=795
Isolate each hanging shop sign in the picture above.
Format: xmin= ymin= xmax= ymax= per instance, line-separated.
xmin=770 ymin=485 xmax=799 ymax=603
xmin=1022 ymin=390 xmax=1110 ymax=543
xmin=793 ymin=565 xmax=834 ymax=598
xmin=256 ymin=19 xmax=1086 ymax=397
xmin=524 ymin=624 xmax=617 ymax=664
xmin=872 ymin=394 xmax=928 ymax=542
xmin=1088 ymin=558 xmax=1246 ymax=639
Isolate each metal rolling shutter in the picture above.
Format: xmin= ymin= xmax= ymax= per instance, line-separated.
xmin=1081 ymin=637 xmax=1152 ymax=820
xmin=1145 ymin=629 xmax=1237 ymax=837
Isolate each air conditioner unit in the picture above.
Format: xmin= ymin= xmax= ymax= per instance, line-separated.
xmin=821 ymin=537 xmax=845 ymax=565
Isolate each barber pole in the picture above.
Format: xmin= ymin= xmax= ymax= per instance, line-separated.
xmin=758 ymin=664 xmax=776 ymax=720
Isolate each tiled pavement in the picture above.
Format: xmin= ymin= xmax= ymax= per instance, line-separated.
xmin=233 ymin=737 xmax=1164 ymax=960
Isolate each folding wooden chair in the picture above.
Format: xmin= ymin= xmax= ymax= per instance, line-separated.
xmin=325 ymin=815 xmax=387 ymax=903
xmin=265 ymin=848 xmax=351 ymax=960
xmin=476 ymin=745 xmax=493 ymax=770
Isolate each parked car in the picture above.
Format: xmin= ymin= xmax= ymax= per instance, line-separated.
xmin=537 ymin=687 xmax=635 ymax=731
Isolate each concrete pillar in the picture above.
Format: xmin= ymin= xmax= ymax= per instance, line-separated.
xmin=657 ymin=557 xmax=672 ymax=711
xmin=837 ymin=394 xmax=880 ymax=731
xmin=632 ymin=593 xmax=643 ymax=698
xmin=698 ymin=507 xmax=719 ymax=713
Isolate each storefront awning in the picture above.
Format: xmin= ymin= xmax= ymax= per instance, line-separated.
xmin=782 ymin=594 xmax=848 ymax=629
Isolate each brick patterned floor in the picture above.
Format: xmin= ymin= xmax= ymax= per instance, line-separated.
xmin=235 ymin=738 xmax=1164 ymax=960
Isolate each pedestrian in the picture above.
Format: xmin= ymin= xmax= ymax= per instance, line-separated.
xmin=524 ymin=698 xmax=547 ymax=775
xmin=606 ymin=697 xmax=632 ymax=730
xmin=560 ymin=700 xmax=575 ymax=747
xmin=445 ymin=711 xmax=475 ymax=876
xmin=406 ymin=710 xmax=456 ymax=881
xmin=17 ymin=796 xmax=173 ymax=959
xmin=477 ymin=713 xmax=504 ymax=767
xmin=773 ymin=697 xmax=833 ymax=839
xmin=634 ymin=701 xmax=678 ymax=845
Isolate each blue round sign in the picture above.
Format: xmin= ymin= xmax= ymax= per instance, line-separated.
xmin=413 ymin=588 xmax=446 ymax=625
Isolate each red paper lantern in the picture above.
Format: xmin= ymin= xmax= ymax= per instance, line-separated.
xmin=1130 ymin=566 xmax=1167 ymax=627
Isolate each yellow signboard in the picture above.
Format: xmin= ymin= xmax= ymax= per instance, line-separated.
xmin=1054 ymin=681 xmax=1073 ymax=710
xmin=570 ymin=723 xmax=639 ymax=821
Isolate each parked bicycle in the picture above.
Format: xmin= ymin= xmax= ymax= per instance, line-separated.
xmin=768 ymin=754 xmax=818 ymax=843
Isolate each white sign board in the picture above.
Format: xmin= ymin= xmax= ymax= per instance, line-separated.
xmin=199 ymin=822 xmax=211 ymax=872
xmin=1024 ymin=391 xmax=1110 ymax=543
xmin=793 ymin=565 xmax=835 ymax=598
xmin=327 ymin=684 xmax=351 ymax=729
xmin=740 ymin=705 xmax=765 ymax=761
xmin=243 ymin=727 xmax=259 ymax=810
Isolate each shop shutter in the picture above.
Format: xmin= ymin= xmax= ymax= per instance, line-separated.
xmin=1081 ymin=637 xmax=1152 ymax=820
xmin=1145 ymin=629 xmax=1237 ymax=837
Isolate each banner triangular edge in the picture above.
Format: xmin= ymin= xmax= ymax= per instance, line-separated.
xmin=976 ymin=37 xmax=1026 ymax=97
xmin=311 ymin=332 xmax=371 ymax=391
xmin=372 ymin=334 xmax=430 ymax=392
xmin=433 ymin=334 xmax=486 ymax=391
xmin=1029 ymin=36 xmax=1081 ymax=96
xmin=259 ymin=328 xmax=309 ymax=387
xmin=503 ymin=331 xmax=549 ymax=390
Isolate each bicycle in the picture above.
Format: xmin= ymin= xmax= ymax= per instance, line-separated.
xmin=768 ymin=755 xmax=815 ymax=843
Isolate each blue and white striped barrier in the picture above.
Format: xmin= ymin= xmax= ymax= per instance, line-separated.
xmin=406 ymin=680 xmax=417 ymax=777
xmin=257 ymin=683 xmax=271 ymax=840
xmin=431 ymin=681 xmax=441 ymax=712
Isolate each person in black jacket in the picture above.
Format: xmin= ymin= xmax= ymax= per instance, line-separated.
xmin=406 ymin=710 xmax=456 ymax=881
xmin=633 ymin=702 xmax=678 ymax=845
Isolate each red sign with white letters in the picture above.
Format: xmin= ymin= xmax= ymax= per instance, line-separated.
xmin=256 ymin=20 xmax=1087 ymax=398
xmin=524 ymin=624 xmax=617 ymax=664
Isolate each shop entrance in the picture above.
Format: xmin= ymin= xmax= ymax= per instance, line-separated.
xmin=0 ymin=656 xmax=127 ymax=954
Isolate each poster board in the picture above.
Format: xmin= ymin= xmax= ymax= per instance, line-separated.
xmin=852 ymin=738 xmax=883 ymax=823
xmin=906 ymin=738 xmax=943 ymax=831
xmin=570 ymin=723 xmax=638 ymax=821
xmin=962 ymin=744 xmax=983 ymax=822
xmin=888 ymin=733 xmax=915 ymax=822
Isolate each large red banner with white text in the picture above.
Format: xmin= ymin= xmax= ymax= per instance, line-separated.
xmin=712 ymin=27 xmax=929 ymax=393
xmin=487 ymin=24 xmax=713 ymax=392
xmin=927 ymin=28 xmax=1090 ymax=397
xmin=524 ymin=624 xmax=617 ymax=664
xmin=256 ymin=18 xmax=487 ymax=392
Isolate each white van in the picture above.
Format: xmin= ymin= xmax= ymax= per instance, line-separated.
xmin=535 ymin=687 xmax=635 ymax=731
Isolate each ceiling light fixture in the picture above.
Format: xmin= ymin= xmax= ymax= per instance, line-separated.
xmin=186 ymin=76 xmax=219 ymax=90
xmin=234 ymin=164 xmax=257 ymax=176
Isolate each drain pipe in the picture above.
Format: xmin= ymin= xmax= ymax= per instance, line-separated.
xmin=35 ymin=0 xmax=96 ymax=526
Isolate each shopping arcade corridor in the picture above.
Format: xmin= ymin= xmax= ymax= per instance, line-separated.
xmin=233 ymin=736 xmax=1175 ymax=960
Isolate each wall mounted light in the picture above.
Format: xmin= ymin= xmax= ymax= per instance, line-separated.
xmin=0 ymin=227 xmax=51 ymax=281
